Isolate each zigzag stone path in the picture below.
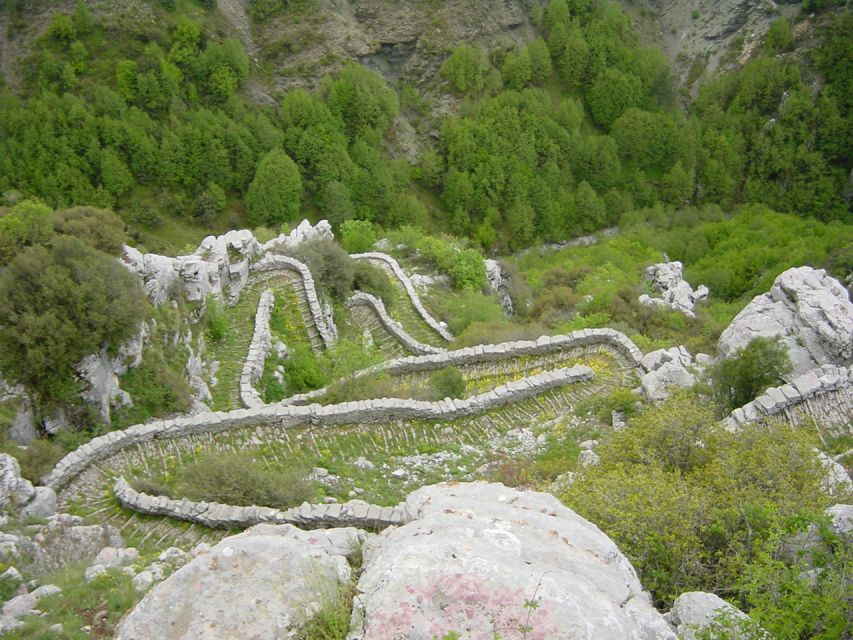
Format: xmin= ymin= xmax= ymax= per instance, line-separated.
xmin=351 ymin=252 xmax=453 ymax=344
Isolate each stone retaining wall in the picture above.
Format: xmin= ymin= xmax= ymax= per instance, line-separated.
xmin=351 ymin=252 xmax=454 ymax=341
xmin=251 ymin=254 xmax=336 ymax=349
xmin=725 ymin=365 xmax=853 ymax=433
xmin=239 ymin=290 xmax=274 ymax=409
xmin=45 ymin=365 xmax=594 ymax=492
xmin=281 ymin=327 xmax=643 ymax=406
xmin=113 ymin=478 xmax=404 ymax=531
xmin=347 ymin=292 xmax=446 ymax=356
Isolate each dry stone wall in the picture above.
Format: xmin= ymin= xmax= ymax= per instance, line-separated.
xmin=250 ymin=254 xmax=336 ymax=349
xmin=45 ymin=365 xmax=594 ymax=492
xmin=283 ymin=327 xmax=644 ymax=406
xmin=725 ymin=365 xmax=853 ymax=434
xmin=351 ymin=252 xmax=454 ymax=341
xmin=239 ymin=290 xmax=274 ymax=409
xmin=347 ymin=292 xmax=445 ymax=356
xmin=113 ymin=478 xmax=404 ymax=530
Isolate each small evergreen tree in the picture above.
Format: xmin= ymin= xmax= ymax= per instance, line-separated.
xmin=245 ymin=149 xmax=302 ymax=226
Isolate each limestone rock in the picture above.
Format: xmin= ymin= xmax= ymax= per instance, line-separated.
xmin=19 ymin=486 xmax=57 ymax=519
xmin=484 ymin=259 xmax=513 ymax=314
xmin=8 ymin=397 xmax=36 ymax=446
xmin=115 ymin=524 xmax=359 ymax=640
xmin=640 ymin=346 xmax=701 ymax=400
xmin=352 ymin=482 xmax=675 ymax=639
xmin=76 ymin=323 xmax=148 ymax=423
xmin=818 ymin=453 xmax=853 ymax=498
xmin=665 ymin=591 xmax=768 ymax=640
xmin=262 ymin=219 xmax=334 ymax=253
xmin=718 ymin=267 xmax=853 ymax=375
xmin=826 ymin=504 xmax=852 ymax=537
xmin=639 ymin=262 xmax=708 ymax=317
xmin=0 ymin=454 xmax=34 ymax=511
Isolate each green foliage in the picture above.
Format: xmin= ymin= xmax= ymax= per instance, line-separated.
xmin=246 ymin=149 xmax=303 ymax=227
xmin=174 ymin=451 xmax=312 ymax=509
xmin=0 ymin=236 xmax=146 ymax=406
xmin=764 ymin=18 xmax=793 ymax=55
xmin=288 ymin=237 xmax=354 ymax=300
xmin=448 ymin=248 xmax=487 ymax=290
xmin=0 ymin=439 xmax=65 ymax=484
xmin=203 ymin=296 xmax=228 ymax=342
xmin=285 ymin=343 xmax=329 ymax=392
xmin=295 ymin=581 xmax=355 ymax=640
xmin=323 ymin=63 xmax=398 ymax=140
xmin=114 ymin=342 xmax=193 ymax=426
xmin=502 ymin=48 xmax=532 ymax=90
xmin=340 ymin=219 xmax=376 ymax=253
xmin=429 ymin=367 xmax=466 ymax=399
xmin=441 ymin=44 xmax=488 ymax=93
xmin=51 ymin=207 xmax=125 ymax=255
xmin=353 ymin=261 xmax=394 ymax=308
xmin=586 ymin=69 xmax=643 ymax=129
xmin=563 ymin=393 xmax=832 ymax=615
xmin=0 ymin=200 xmax=53 ymax=265
xmin=708 ymin=337 xmax=792 ymax=413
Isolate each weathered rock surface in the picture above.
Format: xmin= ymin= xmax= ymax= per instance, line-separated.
xmin=639 ymin=346 xmax=703 ymax=400
xmin=351 ymin=482 xmax=675 ymax=639
xmin=718 ymin=267 xmax=853 ymax=375
xmin=0 ymin=454 xmax=34 ymax=511
xmin=0 ymin=514 xmax=122 ymax=576
xmin=76 ymin=323 xmax=148 ymax=423
xmin=8 ymin=396 xmax=36 ymax=445
xmin=115 ymin=524 xmax=363 ymax=640
xmin=638 ymin=262 xmax=708 ymax=317
xmin=826 ymin=504 xmax=852 ymax=537
xmin=484 ymin=259 xmax=513 ymax=314
xmin=665 ymin=591 xmax=768 ymax=640
xmin=817 ymin=452 xmax=853 ymax=498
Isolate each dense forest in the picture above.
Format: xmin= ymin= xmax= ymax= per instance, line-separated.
xmin=0 ymin=0 xmax=850 ymax=255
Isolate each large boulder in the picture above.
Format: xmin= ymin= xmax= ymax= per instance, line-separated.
xmin=351 ymin=482 xmax=675 ymax=639
xmin=638 ymin=262 xmax=708 ymax=317
xmin=665 ymin=592 xmax=768 ymax=640
xmin=0 ymin=454 xmax=34 ymax=511
xmin=718 ymin=267 xmax=853 ymax=375
xmin=639 ymin=346 xmax=704 ymax=401
xmin=115 ymin=525 xmax=364 ymax=640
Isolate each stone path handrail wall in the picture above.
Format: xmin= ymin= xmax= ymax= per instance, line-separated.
xmin=45 ymin=365 xmax=594 ymax=492
xmin=239 ymin=290 xmax=274 ymax=409
xmin=251 ymin=254 xmax=336 ymax=349
xmin=350 ymin=252 xmax=454 ymax=341
xmin=347 ymin=292 xmax=446 ymax=356
xmin=113 ymin=478 xmax=404 ymax=531
xmin=281 ymin=327 xmax=643 ymax=406
xmin=725 ymin=365 xmax=853 ymax=430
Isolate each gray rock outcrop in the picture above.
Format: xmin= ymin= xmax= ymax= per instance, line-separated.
xmin=826 ymin=504 xmax=852 ymax=537
xmin=638 ymin=262 xmax=709 ymax=317
xmin=351 ymin=482 xmax=675 ymax=639
xmin=115 ymin=524 xmax=363 ymax=640
xmin=0 ymin=454 xmax=34 ymax=511
xmin=639 ymin=346 xmax=704 ymax=400
xmin=262 ymin=219 xmax=333 ymax=252
xmin=665 ymin=591 xmax=768 ymax=640
xmin=485 ymin=258 xmax=513 ymax=314
xmin=8 ymin=396 xmax=36 ymax=445
xmin=718 ymin=267 xmax=853 ymax=375
xmin=76 ymin=323 xmax=148 ymax=423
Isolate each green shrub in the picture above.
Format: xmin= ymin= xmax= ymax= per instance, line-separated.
xmin=563 ymin=393 xmax=831 ymax=613
xmin=428 ymin=290 xmax=505 ymax=335
xmin=288 ymin=238 xmax=354 ymax=300
xmin=340 ymin=219 xmax=376 ymax=253
xmin=51 ymin=206 xmax=125 ymax=255
xmin=353 ymin=261 xmax=394 ymax=308
xmin=203 ymin=296 xmax=228 ymax=342
xmin=286 ymin=344 xmax=329 ymax=392
xmin=175 ymin=452 xmax=312 ymax=509
xmin=448 ymin=248 xmax=487 ymax=290
xmin=6 ymin=439 xmax=66 ymax=483
xmin=429 ymin=367 xmax=466 ymax=399
xmin=708 ymin=337 xmax=792 ymax=413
